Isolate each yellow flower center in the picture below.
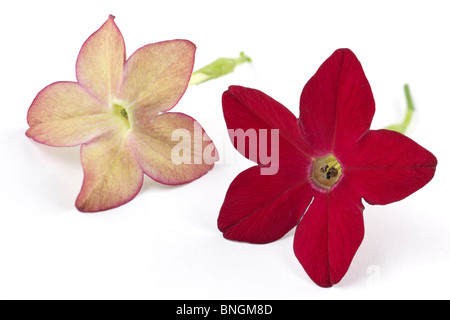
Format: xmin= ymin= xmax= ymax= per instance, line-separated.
xmin=311 ymin=154 xmax=342 ymax=190
xmin=112 ymin=103 xmax=131 ymax=130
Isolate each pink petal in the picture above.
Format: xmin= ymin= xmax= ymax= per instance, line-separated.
xmin=26 ymin=82 xmax=114 ymax=147
xmin=76 ymin=15 xmax=125 ymax=105
xmin=299 ymin=49 xmax=375 ymax=157
xmin=294 ymin=178 xmax=365 ymax=287
xmin=76 ymin=131 xmax=143 ymax=212
xmin=129 ymin=112 xmax=217 ymax=185
xmin=121 ymin=40 xmax=195 ymax=115
xmin=218 ymin=166 xmax=314 ymax=244
xmin=223 ymin=86 xmax=313 ymax=163
xmin=340 ymin=129 xmax=437 ymax=205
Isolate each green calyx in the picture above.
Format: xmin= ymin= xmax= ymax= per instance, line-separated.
xmin=189 ymin=52 xmax=252 ymax=86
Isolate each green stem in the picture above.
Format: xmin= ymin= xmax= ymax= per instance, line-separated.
xmin=384 ymin=84 xmax=415 ymax=134
xmin=188 ymin=52 xmax=252 ymax=86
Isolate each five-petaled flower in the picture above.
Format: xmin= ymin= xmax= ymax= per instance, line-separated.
xmin=218 ymin=49 xmax=437 ymax=287
xmin=26 ymin=16 xmax=218 ymax=212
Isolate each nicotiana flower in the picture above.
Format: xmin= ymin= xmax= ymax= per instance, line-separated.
xmin=218 ymin=49 xmax=437 ymax=287
xmin=26 ymin=16 xmax=219 ymax=212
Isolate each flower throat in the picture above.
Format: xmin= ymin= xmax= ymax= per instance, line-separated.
xmin=311 ymin=154 xmax=342 ymax=190
xmin=112 ymin=103 xmax=131 ymax=129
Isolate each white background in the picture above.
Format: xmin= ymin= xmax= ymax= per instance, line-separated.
xmin=1 ymin=0 xmax=449 ymax=300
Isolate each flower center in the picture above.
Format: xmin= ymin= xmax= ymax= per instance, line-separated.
xmin=311 ymin=154 xmax=342 ymax=190
xmin=112 ymin=103 xmax=131 ymax=130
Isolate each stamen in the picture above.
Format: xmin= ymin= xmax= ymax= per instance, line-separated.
xmin=120 ymin=108 xmax=129 ymax=120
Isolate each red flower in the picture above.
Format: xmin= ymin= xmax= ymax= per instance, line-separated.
xmin=218 ymin=49 xmax=437 ymax=287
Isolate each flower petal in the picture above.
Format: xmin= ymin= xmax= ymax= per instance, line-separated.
xmin=294 ymin=179 xmax=365 ymax=287
xmin=222 ymin=85 xmax=312 ymax=163
xmin=76 ymin=131 xmax=143 ymax=212
xmin=220 ymin=85 xmax=315 ymax=243
xmin=26 ymin=82 xmax=114 ymax=147
xmin=299 ymin=49 xmax=375 ymax=157
xmin=76 ymin=15 xmax=125 ymax=105
xmin=121 ymin=40 xmax=195 ymax=114
xmin=130 ymin=112 xmax=217 ymax=185
xmin=340 ymin=129 xmax=437 ymax=205
xmin=218 ymin=166 xmax=314 ymax=244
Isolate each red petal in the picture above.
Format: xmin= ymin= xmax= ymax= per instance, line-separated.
xmin=218 ymin=165 xmax=314 ymax=244
xmin=299 ymin=49 xmax=375 ymax=157
xmin=340 ymin=129 xmax=437 ymax=205
xmin=294 ymin=178 xmax=365 ymax=287
xmin=222 ymin=86 xmax=312 ymax=164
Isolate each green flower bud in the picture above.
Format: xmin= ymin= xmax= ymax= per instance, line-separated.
xmin=189 ymin=52 xmax=252 ymax=86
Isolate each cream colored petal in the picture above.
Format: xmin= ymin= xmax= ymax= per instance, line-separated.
xmin=130 ymin=112 xmax=218 ymax=185
xmin=26 ymin=81 xmax=115 ymax=147
xmin=76 ymin=15 xmax=125 ymax=105
xmin=76 ymin=131 xmax=143 ymax=212
xmin=121 ymin=40 xmax=195 ymax=114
